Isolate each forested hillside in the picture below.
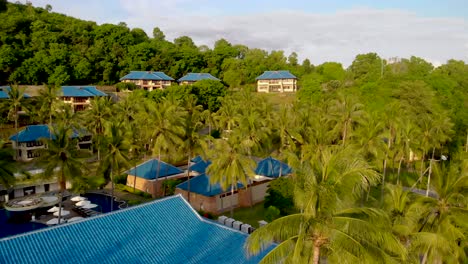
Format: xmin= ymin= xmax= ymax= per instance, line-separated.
xmin=0 ymin=2 xmax=466 ymax=149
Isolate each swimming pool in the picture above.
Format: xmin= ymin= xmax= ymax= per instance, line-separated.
xmin=83 ymin=193 xmax=122 ymax=213
xmin=0 ymin=209 xmax=48 ymax=239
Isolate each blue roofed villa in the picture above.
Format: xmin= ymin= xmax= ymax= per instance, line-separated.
xmin=178 ymin=73 xmax=220 ymax=85
xmin=120 ymin=71 xmax=174 ymax=91
xmin=175 ymin=157 xmax=292 ymax=214
xmin=9 ymin=125 xmax=92 ymax=162
xmin=60 ymin=86 xmax=107 ymax=112
xmin=256 ymin=70 xmax=297 ymax=93
xmin=0 ymin=86 xmax=31 ymax=99
xmin=126 ymin=159 xmax=186 ymax=197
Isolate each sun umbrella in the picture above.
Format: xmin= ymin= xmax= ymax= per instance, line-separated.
xmin=81 ymin=203 xmax=98 ymax=209
xmin=71 ymin=196 xmax=87 ymax=202
xmin=53 ymin=209 xmax=70 ymax=217
xmin=76 ymin=200 xmax=91 ymax=207
xmin=47 ymin=206 xmax=62 ymax=213
xmin=68 ymin=216 xmax=84 ymax=223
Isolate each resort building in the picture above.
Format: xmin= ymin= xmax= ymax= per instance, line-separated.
xmin=256 ymin=70 xmax=297 ymax=93
xmin=60 ymin=86 xmax=107 ymax=112
xmin=9 ymin=125 xmax=92 ymax=162
xmin=176 ymin=157 xmax=292 ymax=214
xmin=0 ymin=86 xmax=31 ymax=99
xmin=178 ymin=73 xmax=220 ymax=85
xmin=119 ymin=71 xmax=174 ymax=91
xmin=126 ymin=159 xmax=186 ymax=197
xmin=0 ymin=195 xmax=273 ymax=263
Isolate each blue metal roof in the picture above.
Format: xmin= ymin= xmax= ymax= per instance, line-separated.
xmin=126 ymin=159 xmax=183 ymax=180
xmin=178 ymin=73 xmax=220 ymax=82
xmin=255 ymin=70 xmax=297 ymax=80
xmin=190 ymin=160 xmax=212 ymax=174
xmin=0 ymin=86 xmax=31 ymax=99
xmin=191 ymin=155 xmax=204 ymax=163
xmin=61 ymin=86 xmax=107 ymax=97
xmin=177 ymin=173 xmax=244 ymax=197
xmin=119 ymin=71 xmax=174 ymax=81
xmin=0 ymin=195 xmax=273 ymax=264
xmin=255 ymin=157 xmax=292 ymax=178
xmin=9 ymin=125 xmax=87 ymax=142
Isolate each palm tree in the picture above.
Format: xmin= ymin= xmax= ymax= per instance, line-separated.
xmin=147 ymin=99 xmax=185 ymax=197
xmin=246 ymin=147 xmax=405 ymax=263
xmin=0 ymin=140 xmax=15 ymax=194
xmin=4 ymin=86 xmax=28 ymax=160
xmin=39 ymin=125 xmax=86 ymax=224
xmin=405 ymin=156 xmax=468 ymax=263
xmin=98 ymin=121 xmax=131 ymax=211
xmin=181 ymin=96 xmax=204 ymax=202
xmin=36 ymin=84 xmax=60 ymax=126
xmin=206 ymin=135 xmax=256 ymax=217
xmin=330 ymin=94 xmax=364 ymax=146
xmin=80 ymin=96 xmax=112 ymax=161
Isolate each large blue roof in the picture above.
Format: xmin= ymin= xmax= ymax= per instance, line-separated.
xmin=255 ymin=157 xmax=292 ymax=178
xmin=178 ymin=73 xmax=220 ymax=82
xmin=120 ymin=71 xmax=174 ymax=81
xmin=126 ymin=159 xmax=183 ymax=180
xmin=0 ymin=86 xmax=31 ymax=99
xmin=61 ymin=86 xmax=107 ymax=97
xmin=255 ymin=70 xmax=297 ymax=80
xmin=177 ymin=173 xmax=244 ymax=197
xmin=9 ymin=125 xmax=85 ymax=142
xmin=0 ymin=195 xmax=272 ymax=264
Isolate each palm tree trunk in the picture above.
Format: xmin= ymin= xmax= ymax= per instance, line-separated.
xmin=57 ymin=170 xmax=65 ymax=224
xmin=230 ymin=178 xmax=234 ymax=218
xmin=133 ymin=160 xmax=137 ymax=193
xmin=110 ymin=163 xmax=114 ymax=212
xmin=14 ymin=106 xmax=18 ymax=160
xmin=381 ymin=158 xmax=388 ymax=203
xmin=155 ymin=148 xmax=162 ymax=197
xmin=312 ymin=244 xmax=320 ymax=264
xmin=187 ymin=150 xmax=191 ymax=202
xmin=419 ymin=151 xmax=425 ymax=188
xmin=397 ymin=157 xmax=403 ymax=185
xmin=426 ymin=147 xmax=435 ymax=197
xmin=342 ymin=120 xmax=348 ymax=146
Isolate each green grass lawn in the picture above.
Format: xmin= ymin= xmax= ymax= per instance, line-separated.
xmin=232 ymin=202 xmax=268 ymax=228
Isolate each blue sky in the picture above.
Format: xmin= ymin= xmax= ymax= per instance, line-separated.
xmin=25 ymin=0 xmax=468 ymax=66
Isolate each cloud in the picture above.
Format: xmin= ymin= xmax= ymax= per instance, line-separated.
xmin=26 ymin=1 xmax=468 ymax=66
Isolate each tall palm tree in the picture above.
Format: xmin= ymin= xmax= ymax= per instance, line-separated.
xmin=330 ymin=94 xmax=364 ymax=147
xmin=0 ymin=140 xmax=15 ymax=194
xmin=80 ymin=96 xmax=112 ymax=161
xmin=99 ymin=121 xmax=131 ymax=211
xmin=206 ymin=135 xmax=256 ymax=217
xmin=37 ymin=84 xmax=60 ymax=126
xmin=5 ymin=86 xmax=28 ymax=160
xmin=407 ymin=158 xmax=468 ymax=263
xmin=246 ymin=147 xmax=405 ymax=264
xmin=147 ymin=99 xmax=185 ymax=197
xmin=39 ymin=125 xmax=86 ymax=224
xmin=181 ymin=96 xmax=204 ymax=202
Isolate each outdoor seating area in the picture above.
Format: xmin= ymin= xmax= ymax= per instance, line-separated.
xmin=42 ymin=195 xmax=101 ymax=226
xmin=73 ymin=206 xmax=101 ymax=218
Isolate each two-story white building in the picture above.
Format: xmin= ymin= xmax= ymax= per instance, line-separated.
xmin=256 ymin=70 xmax=297 ymax=93
xmin=9 ymin=125 xmax=92 ymax=162
xmin=60 ymin=86 xmax=107 ymax=112
xmin=119 ymin=71 xmax=175 ymax=91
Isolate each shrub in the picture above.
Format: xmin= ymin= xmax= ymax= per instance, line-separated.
xmin=115 ymin=82 xmax=138 ymax=92
xmin=265 ymin=206 xmax=280 ymax=222
xmin=113 ymin=173 xmax=127 ymax=185
xmin=264 ymin=177 xmax=295 ymax=215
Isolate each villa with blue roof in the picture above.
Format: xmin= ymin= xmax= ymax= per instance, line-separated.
xmin=60 ymin=86 xmax=107 ymax=112
xmin=175 ymin=157 xmax=292 ymax=214
xmin=256 ymin=70 xmax=297 ymax=93
xmin=0 ymin=86 xmax=31 ymax=99
xmin=120 ymin=71 xmax=174 ymax=91
xmin=126 ymin=159 xmax=186 ymax=197
xmin=178 ymin=73 xmax=220 ymax=85
xmin=9 ymin=125 xmax=92 ymax=162
xmin=0 ymin=195 xmax=273 ymax=264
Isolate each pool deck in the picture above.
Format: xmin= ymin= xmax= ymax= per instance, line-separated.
xmin=33 ymin=198 xmax=99 ymax=226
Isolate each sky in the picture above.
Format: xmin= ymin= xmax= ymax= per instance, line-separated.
xmin=23 ymin=0 xmax=468 ymax=66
